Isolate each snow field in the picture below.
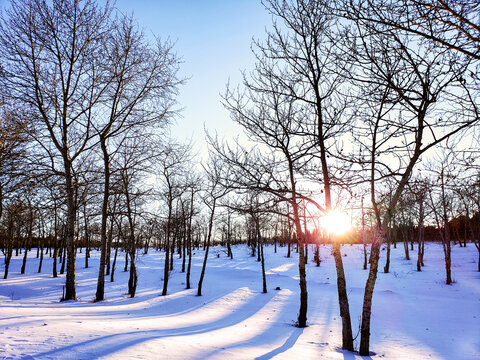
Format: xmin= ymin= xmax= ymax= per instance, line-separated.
xmin=0 ymin=243 xmax=478 ymax=359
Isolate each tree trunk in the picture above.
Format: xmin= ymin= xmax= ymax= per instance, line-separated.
xmin=261 ymin=242 xmax=267 ymax=293
xmin=128 ymin=245 xmax=137 ymax=297
xmin=297 ymin=236 xmax=308 ymax=327
xmin=256 ymin=217 xmax=267 ymax=294
xmin=3 ymin=226 xmax=13 ymax=279
xmin=21 ymin=247 xmax=28 ymax=274
xmin=95 ymin=141 xmax=110 ymax=302
xmin=60 ymin=238 xmax=67 ymax=275
xmin=359 ymin=236 xmax=381 ymax=356
xmin=384 ymin=240 xmax=391 ymax=273
xmin=332 ymin=241 xmax=354 ymax=351
xmin=3 ymin=247 xmax=12 ymax=279
xmin=106 ymin=219 xmax=114 ymax=276
xmin=182 ymin=230 xmax=186 ymax=272
xmin=186 ymin=232 xmax=192 ymax=289
xmin=52 ymin=208 xmax=58 ymax=278
xmin=197 ymin=200 xmax=216 ymax=296
xmin=110 ymin=240 xmax=118 ymax=283
xmin=63 ymin=160 xmax=77 ymax=301
xmin=124 ymin=250 xmax=128 ymax=272
xmin=38 ymin=240 xmax=44 ymax=273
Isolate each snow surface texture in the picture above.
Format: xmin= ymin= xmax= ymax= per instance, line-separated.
xmin=0 ymin=243 xmax=478 ymax=359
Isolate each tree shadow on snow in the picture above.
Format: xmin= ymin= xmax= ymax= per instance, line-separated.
xmin=27 ymin=291 xmax=276 ymax=359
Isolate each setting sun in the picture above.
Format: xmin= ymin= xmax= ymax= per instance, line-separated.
xmin=321 ymin=210 xmax=351 ymax=235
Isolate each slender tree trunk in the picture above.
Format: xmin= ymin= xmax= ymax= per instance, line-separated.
xmin=53 ymin=214 xmax=58 ymax=278
xmin=170 ymin=238 xmax=174 ymax=271
xmin=332 ymin=241 xmax=354 ymax=351
xmin=297 ymin=235 xmax=307 ymax=327
xmin=63 ymin=159 xmax=77 ymax=301
xmin=84 ymin=203 xmax=90 ymax=269
xmin=60 ymin=238 xmax=67 ymax=275
xmin=359 ymin=237 xmax=381 ymax=356
xmin=95 ymin=141 xmax=110 ymax=302
xmin=384 ymin=239 xmax=391 ymax=273
xmin=403 ymin=231 xmax=410 ymax=260
xmin=186 ymin=233 xmax=192 ymax=289
xmin=182 ymin=231 xmax=186 ymax=272
xmin=162 ymin=235 xmax=170 ymax=295
xmin=186 ymin=190 xmax=195 ymax=289
xmin=3 ymin=225 xmax=13 ymax=280
xmin=110 ymin=239 xmax=118 ymax=283
xmin=261 ymin=241 xmax=267 ymax=293
xmin=128 ymin=244 xmax=137 ymax=297
xmin=256 ymin=217 xmax=267 ymax=293
xmin=3 ymin=247 xmax=12 ymax=279
xmin=197 ymin=200 xmax=216 ymax=297
xmin=106 ymin=219 xmax=115 ymax=276
xmin=362 ymin=200 xmax=368 ymax=270
xmin=162 ymin=195 xmax=173 ymax=296
xmin=38 ymin=239 xmax=44 ymax=273
xmin=417 ymin=200 xmax=425 ymax=272
xmin=21 ymin=247 xmax=28 ymax=274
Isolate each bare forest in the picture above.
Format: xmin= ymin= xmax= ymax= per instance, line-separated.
xmin=0 ymin=1 xmax=479 ymax=358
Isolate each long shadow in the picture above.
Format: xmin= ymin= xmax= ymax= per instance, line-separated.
xmin=28 ymin=291 xmax=276 ymax=359
xmin=255 ymin=327 xmax=304 ymax=360
xmin=192 ymin=289 xmax=298 ymax=360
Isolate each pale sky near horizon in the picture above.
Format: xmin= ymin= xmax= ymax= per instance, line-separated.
xmin=114 ymin=0 xmax=271 ymax=156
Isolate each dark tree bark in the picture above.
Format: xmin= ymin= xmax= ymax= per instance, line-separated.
xmin=197 ymin=199 xmax=216 ymax=297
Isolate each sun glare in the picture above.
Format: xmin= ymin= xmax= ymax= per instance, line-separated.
xmin=321 ymin=210 xmax=351 ymax=236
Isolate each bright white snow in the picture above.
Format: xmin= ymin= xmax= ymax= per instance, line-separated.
xmin=0 ymin=243 xmax=479 ymax=359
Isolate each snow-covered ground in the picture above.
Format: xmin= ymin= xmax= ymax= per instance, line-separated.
xmin=0 ymin=243 xmax=478 ymax=359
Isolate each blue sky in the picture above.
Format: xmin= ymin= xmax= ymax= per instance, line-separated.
xmin=114 ymin=0 xmax=271 ymax=154
xmin=0 ymin=0 xmax=271 ymax=155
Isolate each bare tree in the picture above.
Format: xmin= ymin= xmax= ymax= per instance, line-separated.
xmin=197 ymin=153 xmax=229 ymax=297
xmin=341 ymin=1 xmax=478 ymax=353
xmin=346 ymin=0 xmax=480 ymax=62
xmin=94 ymin=13 xmax=181 ymax=302
xmin=0 ymin=0 xmax=113 ymax=300
xmin=156 ymin=140 xmax=193 ymax=296
xmin=112 ymin=135 xmax=153 ymax=298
